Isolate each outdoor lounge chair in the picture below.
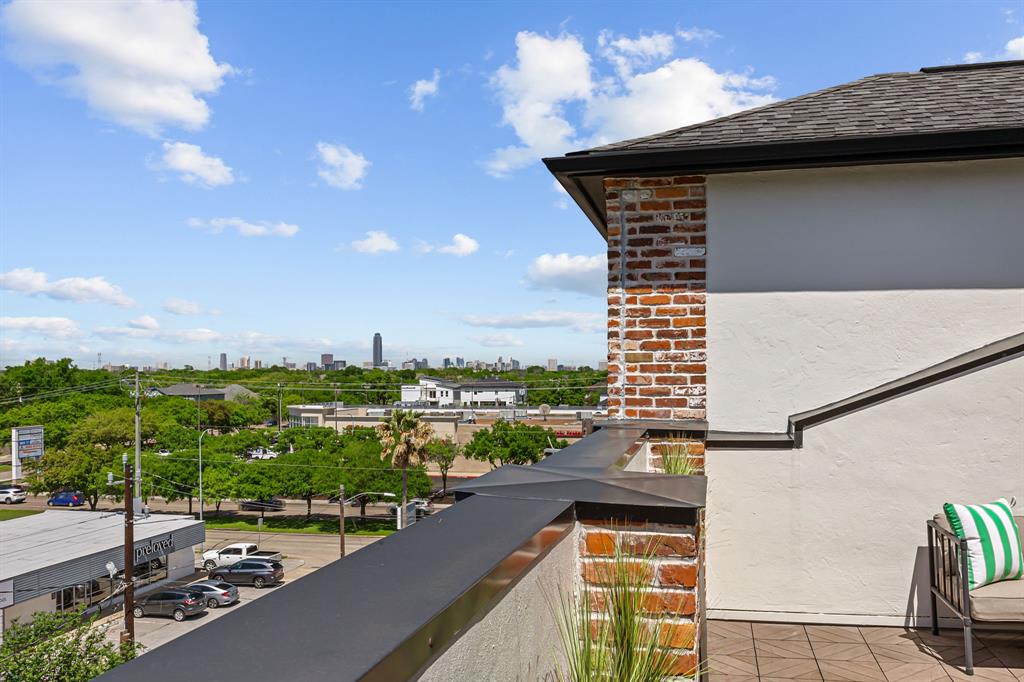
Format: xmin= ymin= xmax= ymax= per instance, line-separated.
xmin=927 ymin=513 xmax=1024 ymax=675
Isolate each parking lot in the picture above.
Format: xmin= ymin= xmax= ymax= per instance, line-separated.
xmin=104 ymin=529 xmax=384 ymax=654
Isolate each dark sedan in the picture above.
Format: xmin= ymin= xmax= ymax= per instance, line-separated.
xmin=210 ymin=560 xmax=284 ymax=588
xmin=238 ymin=498 xmax=285 ymax=512
xmin=133 ymin=588 xmax=207 ymax=621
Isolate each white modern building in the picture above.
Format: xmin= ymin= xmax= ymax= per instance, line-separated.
xmin=0 ymin=510 xmax=204 ymax=640
xmin=399 ymin=376 xmax=526 ymax=407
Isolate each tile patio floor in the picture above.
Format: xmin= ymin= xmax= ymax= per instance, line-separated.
xmin=707 ymin=620 xmax=1024 ymax=682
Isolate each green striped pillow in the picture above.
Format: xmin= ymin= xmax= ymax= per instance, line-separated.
xmin=943 ymin=498 xmax=1023 ymax=590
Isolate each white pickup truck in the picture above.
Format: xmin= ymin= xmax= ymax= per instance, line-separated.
xmin=201 ymin=543 xmax=282 ymax=571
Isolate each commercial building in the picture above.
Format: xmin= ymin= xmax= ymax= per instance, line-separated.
xmin=546 ymin=358 xmax=557 ymax=371
xmin=218 ymin=353 xmax=227 ymax=371
xmin=1 ymin=510 xmax=203 ymax=640
xmin=372 ymin=332 xmax=383 ymax=367
xmin=320 ymin=353 xmax=333 ymax=369
xmin=399 ymin=376 xmax=525 ymax=407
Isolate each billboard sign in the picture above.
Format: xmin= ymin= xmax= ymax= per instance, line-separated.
xmin=11 ymin=425 xmax=44 ymax=480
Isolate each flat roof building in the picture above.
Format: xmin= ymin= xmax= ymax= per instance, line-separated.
xmin=0 ymin=510 xmax=204 ymax=640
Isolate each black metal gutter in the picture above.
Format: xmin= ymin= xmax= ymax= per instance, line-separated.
xmin=707 ymin=332 xmax=1024 ymax=451
xmin=544 ymin=127 xmax=1024 ymax=237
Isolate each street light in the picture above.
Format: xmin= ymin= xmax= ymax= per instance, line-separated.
xmin=335 ymin=491 xmax=395 ymax=558
xmin=198 ymin=428 xmax=213 ymax=522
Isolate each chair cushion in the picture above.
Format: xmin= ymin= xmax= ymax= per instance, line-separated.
xmin=970 ymin=578 xmax=1024 ymax=621
xmin=943 ymin=500 xmax=1024 ymax=590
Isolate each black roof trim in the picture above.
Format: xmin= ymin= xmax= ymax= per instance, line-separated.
xmin=920 ymin=59 xmax=1024 ymax=73
xmin=546 ymin=128 xmax=1024 ymax=237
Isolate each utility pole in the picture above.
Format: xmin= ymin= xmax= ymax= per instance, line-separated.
xmin=338 ymin=484 xmax=346 ymax=558
xmin=277 ymin=383 xmax=283 ymax=434
xmin=121 ymin=456 xmax=135 ymax=647
xmin=133 ymin=370 xmax=142 ymax=514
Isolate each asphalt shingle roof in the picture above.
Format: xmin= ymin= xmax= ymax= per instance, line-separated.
xmin=580 ymin=61 xmax=1024 ymax=154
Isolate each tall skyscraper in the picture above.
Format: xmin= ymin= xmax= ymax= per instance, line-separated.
xmin=219 ymin=353 xmax=227 ymax=371
xmin=372 ymin=332 xmax=383 ymax=366
xmin=321 ymin=353 xmax=334 ymax=369
xmin=547 ymin=358 xmax=558 ymax=372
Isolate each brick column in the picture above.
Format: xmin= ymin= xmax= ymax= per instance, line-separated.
xmin=579 ymin=518 xmax=703 ymax=678
xmin=606 ymin=177 xmax=707 ymax=421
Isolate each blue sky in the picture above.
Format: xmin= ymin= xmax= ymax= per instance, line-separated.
xmin=1 ymin=0 xmax=1020 ymax=369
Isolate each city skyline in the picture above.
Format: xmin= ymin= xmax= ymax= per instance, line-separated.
xmin=2 ymin=2 xmax=1019 ymax=370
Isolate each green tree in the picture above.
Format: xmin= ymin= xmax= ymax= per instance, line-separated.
xmin=425 ymin=438 xmax=460 ymax=495
xmin=28 ymin=445 xmax=119 ymax=510
xmin=146 ymin=451 xmax=200 ymax=514
xmin=375 ymin=410 xmax=432 ymax=527
xmin=200 ymin=453 xmax=242 ymax=515
xmin=276 ymin=448 xmax=342 ymax=519
xmin=464 ymin=421 xmax=568 ymax=468
xmin=0 ymin=607 xmax=139 ymax=682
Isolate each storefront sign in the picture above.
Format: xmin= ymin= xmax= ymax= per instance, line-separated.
xmin=135 ymin=535 xmax=174 ymax=563
xmin=11 ymin=425 xmax=44 ymax=480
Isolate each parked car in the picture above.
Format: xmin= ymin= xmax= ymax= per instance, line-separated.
xmin=247 ymin=448 xmax=278 ymax=460
xmin=187 ymin=580 xmax=239 ymax=608
xmin=210 ymin=559 xmax=284 ymax=588
xmin=0 ymin=487 xmax=27 ymax=504
xmin=201 ymin=543 xmax=282 ymax=571
xmin=47 ymin=491 xmax=85 ymax=507
xmin=238 ymin=498 xmax=285 ymax=512
xmin=133 ymin=588 xmax=207 ymax=621
xmin=157 ymin=448 xmax=172 ymax=456
xmin=387 ymin=498 xmax=433 ymax=518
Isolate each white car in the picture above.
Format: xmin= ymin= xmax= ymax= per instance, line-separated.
xmin=0 ymin=487 xmax=27 ymax=504
xmin=201 ymin=543 xmax=282 ymax=571
xmin=157 ymin=449 xmax=172 ymax=456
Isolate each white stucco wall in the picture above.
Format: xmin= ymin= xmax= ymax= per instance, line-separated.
xmin=417 ymin=526 xmax=577 ymax=681
xmin=705 ymin=354 xmax=1024 ymax=625
xmin=706 ymin=158 xmax=1024 ymax=432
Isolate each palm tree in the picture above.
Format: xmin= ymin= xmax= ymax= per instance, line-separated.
xmin=376 ymin=410 xmax=432 ymax=528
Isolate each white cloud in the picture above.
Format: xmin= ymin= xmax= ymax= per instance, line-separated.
xmin=410 ymin=69 xmax=441 ymax=111
xmin=526 ymin=253 xmax=606 ymax=297
xmin=129 ymin=314 xmax=160 ymax=330
xmin=676 ymin=27 xmax=720 ymax=43
xmin=189 ymin=217 xmax=299 ymax=237
xmin=598 ymin=30 xmax=675 ymax=79
xmin=0 ymin=0 xmax=233 ymax=136
xmin=316 ymin=142 xmax=370 ymax=190
xmin=584 ymin=58 xmax=775 ymax=146
xmin=470 ymin=333 xmax=525 ymax=347
xmin=160 ymin=142 xmax=234 ymax=186
xmin=486 ymin=30 xmax=775 ymax=174
xmin=486 ymin=31 xmax=593 ymax=176
xmin=162 ymin=298 xmax=203 ymax=315
xmin=461 ymin=310 xmax=604 ymax=333
xmin=963 ymin=51 xmax=984 ymax=64
xmin=350 ymin=231 xmax=399 ymax=254
xmin=1 ymin=316 xmax=81 ymax=337
xmin=0 ymin=267 xmax=134 ymax=306
xmin=1006 ymin=35 xmax=1024 ymax=58
xmin=94 ymin=324 xmax=221 ymax=344
xmin=419 ymin=233 xmax=479 ymax=256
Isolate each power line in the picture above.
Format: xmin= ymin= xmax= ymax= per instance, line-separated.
xmin=0 ymin=379 xmax=126 ymax=406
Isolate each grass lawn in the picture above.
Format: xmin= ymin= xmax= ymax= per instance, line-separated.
xmin=0 ymin=463 xmax=11 ymax=472
xmin=0 ymin=508 xmax=41 ymax=522
xmin=202 ymin=513 xmax=395 ymax=536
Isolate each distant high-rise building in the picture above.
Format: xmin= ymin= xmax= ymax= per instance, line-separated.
xmin=455 ymin=356 xmax=465 ymax=368
xmin=306 ymin=362 xmax=318 ymax=372
xmin=238 ymin=356 xmax=251 ymax=369
xmin=547 ymin=358 xmax=558 ymax=372
xmin=442 ymin=357 xmax=452 ymax=369
xmin=254 ymin=360 xmax=263 ymax=369
xmin=321 ymin=353 xmax=334 ymax=369
xmin=511 ymin=358 xmax=520 ymax=370
xmin=219 ymin=353 xmax=227 ymax=371
xmin=332 ymin=360 xmax=347 ymax=370
xmin=372 ymin=333 xmax=383 ymax=366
